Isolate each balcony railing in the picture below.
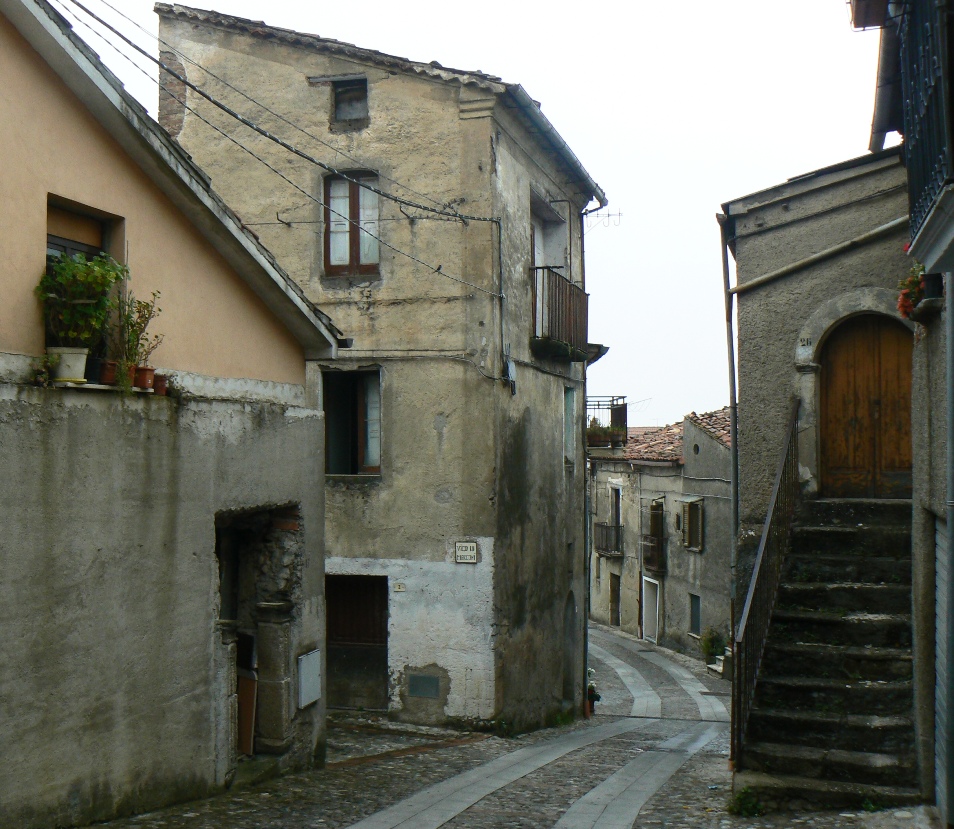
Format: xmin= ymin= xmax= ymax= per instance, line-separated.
xmin=530 ymin=267 xmax=588 ymax=362
xmin=594 ymin=522 xmax=624 ymax=556
xmin=732 ymin=400 xmax=800 ymax=770
xmin=899 ymin=0 xmax=954 ymax=239
xmin=640 ymin=535 xmax=666 ymax=574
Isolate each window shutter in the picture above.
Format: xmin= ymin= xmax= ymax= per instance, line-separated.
xmin=682 ymin=502 xmax=690 ymax=546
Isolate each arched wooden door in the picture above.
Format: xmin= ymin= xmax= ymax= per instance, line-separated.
xmin=819 ymin=314 xmax=912 ymax=498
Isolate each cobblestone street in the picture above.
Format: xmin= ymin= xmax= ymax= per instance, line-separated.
xmin=94 ymin=626 xmax=939 ymax=829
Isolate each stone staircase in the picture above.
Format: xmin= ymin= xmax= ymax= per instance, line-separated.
xmin=736 ymin=498 xmax=921 ymax=809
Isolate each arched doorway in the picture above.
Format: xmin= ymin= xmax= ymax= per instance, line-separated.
xmin=819 ymin=314 xmax=912 ymax=498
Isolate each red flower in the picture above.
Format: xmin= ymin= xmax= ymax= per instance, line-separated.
xmin=903 ymin=242 xmax=911 ymax=253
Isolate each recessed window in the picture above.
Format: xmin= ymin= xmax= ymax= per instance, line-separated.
xmin=333 ymin=77 xmax=368 ymax=122
xmin=689 ymin=593 xmax=701 ymax=636
xmin=324 ymin=370 xmax=381 ymax=474
xmin=324 ymin=174 xmax=379 ymax=276
xmin=682 ymin=500 xmax=704 ymax=551
xmin=564 ymin=386 xmax=576 ymax=462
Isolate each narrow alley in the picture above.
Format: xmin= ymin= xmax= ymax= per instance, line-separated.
xmin=91 ymin=626 xmax=933 ymax=829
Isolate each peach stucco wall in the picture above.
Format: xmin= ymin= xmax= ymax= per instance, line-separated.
xmin=0 ymin=14 xmax=305 ymax=385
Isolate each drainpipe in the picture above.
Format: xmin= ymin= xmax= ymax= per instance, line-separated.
xmin=718 ymin=215 xmax=740 ymax=647
xmin=946 ymin=271 xmax=954 ymax=826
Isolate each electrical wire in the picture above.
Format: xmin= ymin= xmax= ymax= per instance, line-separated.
xmin=51 ymin=0 xmax=502 ymax=299
xmin=63 ymin=0 xmax=498 ymax=226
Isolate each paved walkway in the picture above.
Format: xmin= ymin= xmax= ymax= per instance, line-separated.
xmin=95 ymin=625 xmax=939 ymax=829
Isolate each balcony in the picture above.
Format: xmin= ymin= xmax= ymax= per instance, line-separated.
xmin=899 ymin=0 xmax=953 ymax=246
xmin=594 ymin=522 xmax=624 ymax=556
xmin=640 ymin=535 xmax=666 ymax=575
xmin=530 ymin=267 xmax=588 ymax=362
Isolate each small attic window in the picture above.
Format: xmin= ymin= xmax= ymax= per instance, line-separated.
xmin=334 ymin=78 xmax=368 ymax=122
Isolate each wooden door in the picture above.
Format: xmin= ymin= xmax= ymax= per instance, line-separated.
xmin=610 ymin=573 xmax=621 ymax=627
xmin=326 ymin=575 xmax=389 ymax=709
xmin=820 ymin=314 xmax=912 ymax=498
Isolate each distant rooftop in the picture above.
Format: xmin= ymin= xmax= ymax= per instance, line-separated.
xmin=624 ymin=407 xmax=731 ymax=463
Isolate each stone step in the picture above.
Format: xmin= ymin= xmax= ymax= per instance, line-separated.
xmin=743 ymin=741 xmax=918 ymax=787
xmin=790 ymin=525 xmax=911 ymax=557
xmin=784 ymin=553 xmax=911 ymax=586
xmin=747 ymin=708 xmax=915 ymax=754
xmin=777 ymin=582 xmax=910 ymax=614
xmin=754 ymin=676 xmax=913 ymax=717
xmin=796 ymin=498 xmax=912 ymax=528
xmin=732 ymin=769 xmax=922 ymax=812
xmin=761 ymin=642 xmax=912 ymax=682
xmin=770 ymin=608 xmax=911 ymax=649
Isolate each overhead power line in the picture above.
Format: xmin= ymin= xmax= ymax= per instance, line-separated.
xmin=50 ymin=0 xmax=503 ymax=299
xmin=64 ymin=0 xmax=498 ymax=226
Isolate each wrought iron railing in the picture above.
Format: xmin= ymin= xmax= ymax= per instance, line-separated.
xmin=530 ymin=267 xmax=588 ymax=361
xmin=732 ymin=400 xmax=800 ymax=769
xmin=594 ymin=522 xmax=624 ymax=555
xmin=899 ymin=0 xmax=953 ymax=240
xmin=640 ymin=535 xmax=666 ymax=574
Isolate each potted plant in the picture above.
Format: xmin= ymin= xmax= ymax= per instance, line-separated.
xmin=586 ymin=418 xmax=611 ymax=447
xmin=113 ymin=290 xmax=163 ymax=390
xmin=609 ymin=427 xmax=627 ymax=448
xmin=35 ymin=252 xmax=126 ymax=382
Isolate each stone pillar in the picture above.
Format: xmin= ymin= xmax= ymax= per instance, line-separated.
xmin=255 ymin=601 xmax=293 ymax=755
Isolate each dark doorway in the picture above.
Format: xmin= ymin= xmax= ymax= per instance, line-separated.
xmin=562 ymin=591 xmax=578 ymax=703
xmin=820 ymin=314 xmax=912 ymax=498
xmin=326 ymin=575 xmax=389 ymax=710
xmin=610 ymin=573 xmax=621 ymax=627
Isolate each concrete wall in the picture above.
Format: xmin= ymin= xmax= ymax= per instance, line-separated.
xmin=730 ymin=153 xmax=910 ymax=526
xmin=159 ymin=12 xmax=590 ymax=729
xmin=0 ymin=12 xmax=304 ymax=385
xmin=0 ymin=386 xmax=326 ymax=829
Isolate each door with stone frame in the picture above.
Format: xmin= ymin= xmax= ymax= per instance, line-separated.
xmin=325 ymin=574 xmax=389 ymax=710
xmin=819 ymin=313 xmax=912 ymax=498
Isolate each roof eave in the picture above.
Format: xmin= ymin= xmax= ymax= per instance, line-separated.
xmin=5 ymin=0 xmax=340 ymax=359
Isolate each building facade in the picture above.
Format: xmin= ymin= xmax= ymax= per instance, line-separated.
xmin=0 ymin=2 xmax=341 ymax=825
xmin=156 ymin=3 xmax=606 ymax=730
xmin=589 ymin=409 xmax=732 ymax=659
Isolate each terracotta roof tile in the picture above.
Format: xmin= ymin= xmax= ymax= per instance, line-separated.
xmin=686 ymin=407 xmax=732 ymax=447
xmin=624 ymin=422 xmax=683 ymax=463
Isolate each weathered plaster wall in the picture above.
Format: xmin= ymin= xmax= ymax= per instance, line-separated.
xmin=731 ymin=154 xmax=909 ymax=524
xmin=0 ymin=387 xmax=325 ymax=829
xmin=0 ymin=13 xmax=304 ymax=384
xmin=910 ymin=302 xmax=947 ymax=797
xmin=669 ymin=421 xmax=732 ymax=654
xmin=159 ymin=13 xmax=592 ymax=728
xmin=327 ymin=550 xmax=496 ymax=722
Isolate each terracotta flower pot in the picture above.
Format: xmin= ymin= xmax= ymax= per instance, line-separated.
xmin=99 ymin=360 xmax=119 ymax=385
xmin=153 ymin=374 xmax=168 ymax=396
xmin=134 ymin=366 xmax=155 ymax=389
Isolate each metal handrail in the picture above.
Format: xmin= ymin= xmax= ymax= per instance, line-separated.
xmin=731 ymin=399 xmax=800 ymax=768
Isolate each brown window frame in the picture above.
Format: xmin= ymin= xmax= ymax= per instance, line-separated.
xmin=682 ymin=500 xmax=704 ymax=552
xmin=323 ymin=369 xmax=382 ymax=475
xmin=323 ymin=174 xmax=379 ymax=277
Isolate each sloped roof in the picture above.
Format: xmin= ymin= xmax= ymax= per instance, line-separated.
xmin=624 ymin=422 xmax=683 ymax=463
xmin=4 ymin=0 xmax=343 ymax=357
xmin=686 ymin=407 xmax=732 ymax=448
xmin=153 ymin=3 xmax=606 ymax=210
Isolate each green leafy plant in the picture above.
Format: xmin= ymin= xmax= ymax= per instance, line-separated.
xmin=897 ymin=260 xmax=925 ymax=319
xmin=861 ymin=797 xmax=882 ymax=813
xmin=726 ymin=786 xmax=764 ymax=817
xmin=35 ymin=252 xmax=126 ymax=347
xmin=700 ymin=626 xmax=726 ymax=663
xmin=31 ymin=352 xmax=60 ymax=387
xmin=112 ymin=290 xmax=163 ymax=368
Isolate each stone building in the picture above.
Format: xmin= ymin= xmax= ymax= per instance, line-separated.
xmin=721 ymin=149 xmax=919 ymax=806
xmin=0 ymin=1 xmax=341 ymax=825
xmin=851 ymin=2 xmax=954 ymax=821
xmin=156 ymin=3 xmax=606 ymax=730
xmin=588 ymin=409 xmax=732 ymax=659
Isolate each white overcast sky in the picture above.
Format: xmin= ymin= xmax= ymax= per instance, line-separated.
xmin=50 ymin=0 xmax=885 ymax=426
